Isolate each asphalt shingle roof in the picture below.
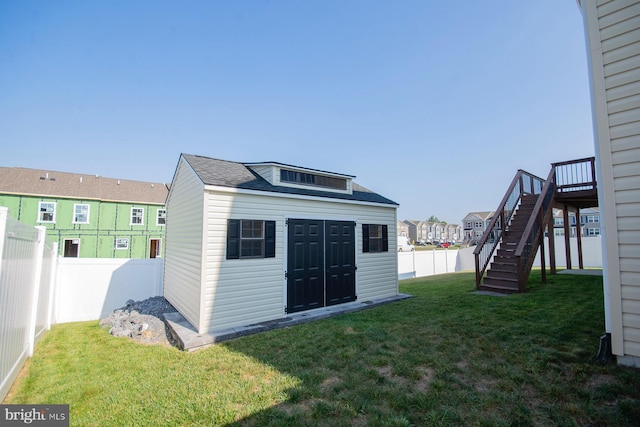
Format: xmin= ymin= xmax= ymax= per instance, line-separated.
xmin=181 ymin=154 xmax=398 ymax=206
xmin=0 ymin=167 xmax=169 ymax=204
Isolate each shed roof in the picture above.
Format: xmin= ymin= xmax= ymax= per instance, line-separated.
xmin=0 ymin=167 xmax=169 ymax=204
xmin=181 ymin=154 xmax=398 ymax=206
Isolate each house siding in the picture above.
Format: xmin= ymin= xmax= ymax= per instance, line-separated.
xmin=198 ymin=188 xmax=398 ymax=334
xmin=582 ymin=0 xmax=640 ymax=362
xmin=163 ymin=160 xmax=206 ymax=331
xmin=0 ymin=193 xmax=165 ymax=258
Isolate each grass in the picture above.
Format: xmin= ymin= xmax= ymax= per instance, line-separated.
xmin=5 ymin=271 xmax=640 ymax=426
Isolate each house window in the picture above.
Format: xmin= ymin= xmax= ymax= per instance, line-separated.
xmin=38 ymin=202 xmax=56 ymax=223
xmin=130 ymin=208 xmax=144 ymax=225
xmin=588 ymin=228 xmax=600 ymax=236
xmin=115 ymin=238 xmax=129 ymax=250
xmin=73 ymin=204 xmax=90 ymax=224
xmin=465 ymin=221 xmax=473 ymax=229
xmin=474 ymin=221 xmax=483 ymax=228
xmin=156 ymin=209 xmax=166 ymax=226
xmin=362 ymin=224 xmax=388 ymax=253
xmin=226 ymin=219 xmax=276 ymax=259
xmin=475 ymin=231 xmax=483 ymax=238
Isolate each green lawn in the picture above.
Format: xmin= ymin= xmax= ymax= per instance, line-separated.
xmin=5 ymin=271 xmax=640 ymax=426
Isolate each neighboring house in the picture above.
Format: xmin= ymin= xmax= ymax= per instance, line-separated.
xmin=430 ymin=222 xmax=446 ymax=243
xmin=462 ymin=211 xmax=494 ymax=243
xmin=446 ymin=223 xmax=462 ymax=243
xmin=163 ymin=154 xmax=399 ymax=334
xmin=397 ymin=220 xmax=409 ymax=238
xmin=0 ymin=167 xmax=168 ymax=258
xmin=552 ymin=207 xmax=601 ymax=237
xmin=579 ymin=0 xmax=640 ymax=367
xmin=402 ymin=220 xmax=421 ymax=243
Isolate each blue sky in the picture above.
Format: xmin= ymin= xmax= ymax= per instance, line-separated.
xmin=0 ymin=1 xmax=594 ymax=224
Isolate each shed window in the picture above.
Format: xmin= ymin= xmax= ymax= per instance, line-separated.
xmin=227 ymin=220 xmax=276 ymax=259
xmin=280 ymin=169 xmax=347 ymax=190
xmin=362 ymin=224 xmax=388 ymax=253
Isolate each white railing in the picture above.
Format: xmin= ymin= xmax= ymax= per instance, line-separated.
xmin=0 ymin=207 xmax=58 ymax=402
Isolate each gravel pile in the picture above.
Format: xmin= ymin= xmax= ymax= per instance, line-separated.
xmin=100 ymin=296 xmax=178 ymax=346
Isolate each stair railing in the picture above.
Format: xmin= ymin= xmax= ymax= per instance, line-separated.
xmin=473 ymin=170 xmax=545 ymax=286
xmin=553 ymin=157 xmax=596 ymax=194
xmin=514 ymin=167 xmax=557 ymax=291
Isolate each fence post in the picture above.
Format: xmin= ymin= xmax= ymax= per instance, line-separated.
xmin=0 ymin=207 xmax=6 ymax=276
xmin=27 ymin=226 xmax=46 ymax=357
xmin=45 ymin=243 xmax=59 ymax=330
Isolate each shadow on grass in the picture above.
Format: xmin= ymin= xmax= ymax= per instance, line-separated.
xmin=221 ymin=271 xmax=640 ymax=427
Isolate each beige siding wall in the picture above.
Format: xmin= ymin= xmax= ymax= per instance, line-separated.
xmin=200 ymin=188 xmax=397 ymax=333
xmin=163 ymin=160 xmax=206 ymax=331
xmin=583 ymin=0 xmax=640 ymax=360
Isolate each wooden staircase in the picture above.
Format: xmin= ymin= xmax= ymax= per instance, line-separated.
xmin=474 ymin=157 xmax=598 ymax=294
xmin=479 ymin=194 xmax=539 ymax=293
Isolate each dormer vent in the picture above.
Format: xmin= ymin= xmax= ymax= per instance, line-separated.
xmin=280 ymin=169 xmax=347 ymax=191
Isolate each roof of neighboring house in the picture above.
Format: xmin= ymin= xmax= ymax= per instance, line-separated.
xmin=181 ymin=154 xmax=398 ymax=206
xmin=0 ymin=167 xmax=169 ymax=204
xmin=402 ymin=220 xmax=421 ymax=226
xmin=463 ymin=211 xmax=494 ymax=221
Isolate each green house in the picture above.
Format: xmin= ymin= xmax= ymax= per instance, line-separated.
xmin=0 ymin=167 xmax=168 ymax=258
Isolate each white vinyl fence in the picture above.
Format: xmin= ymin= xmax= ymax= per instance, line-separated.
xmin=397 ymin=236 xmax=603 ymax=280
xmin=0 ymin=207 xmax=164 ymax=402
xmin=55 ymin=258 xmax=163 ymax=323
xmin=0 ymin=207 xmax=58 ymax=402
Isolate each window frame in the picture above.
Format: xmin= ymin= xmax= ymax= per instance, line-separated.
xmin=130 ymin=207 xmax=144 ymax=226
xmin=72 ymin=203 xmax=90 ymax=224
xmin=156 ymin=209 xmax=166 ymax=226
xmin=38 ymin=201 xmax=56 ymax=223
xmin=226 ymin=219 xmax=276 ymax=260
xmin=362 ymin=223 xmax=389 ymax=253
xmin=115 ymin=238 xmax=129 ymax=250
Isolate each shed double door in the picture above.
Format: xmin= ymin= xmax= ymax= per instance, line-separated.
xmin=286 ymin=219 xmax=356 ymax=314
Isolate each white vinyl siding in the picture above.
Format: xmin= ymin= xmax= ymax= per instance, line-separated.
xmin=582 ymin=0 xmax=640 ymax=361
xmin=199 ymin=188 xmax=397 ymax=334
xmin=163 ymin=161 xmax=206 ymax=332
xmin=245 ymin=165 xmax=275 ymax=184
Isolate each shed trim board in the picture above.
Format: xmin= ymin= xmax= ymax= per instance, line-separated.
xmin=163 ymin=154 xmax=399 ymax=335
xmin=202 ymin=183 xmax=396 ymax=209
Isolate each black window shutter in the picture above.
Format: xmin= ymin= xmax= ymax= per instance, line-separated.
xmin=227 ymin=219 xmax=240 ymax=259
xmin=265 ymin=220 xmax=276 ymax=258
xmin=362 ymin=224 xmax=370 ymax=253
xmin=382 ymin=224 xmax=389 ymax=252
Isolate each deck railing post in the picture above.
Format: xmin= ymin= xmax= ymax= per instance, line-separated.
xmin=539 ymin=209 xmax=546 ymax=285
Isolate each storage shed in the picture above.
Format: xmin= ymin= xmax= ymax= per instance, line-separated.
xmin=163 ymin=154 xmax=400 ymax=334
